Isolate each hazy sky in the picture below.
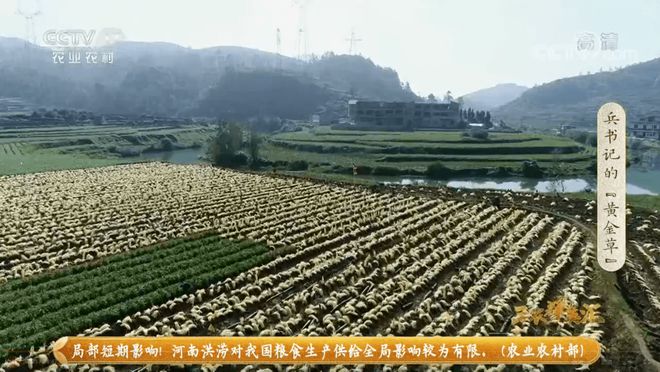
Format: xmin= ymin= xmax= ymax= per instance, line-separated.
xmin=1 ymin=0 xmax=659 ymax=96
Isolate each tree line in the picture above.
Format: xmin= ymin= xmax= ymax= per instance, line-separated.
xmin=459 ymin=108 xmax=492 ymax=126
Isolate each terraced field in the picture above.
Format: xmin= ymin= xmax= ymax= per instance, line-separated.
xmin=263 ymin=128 xmax=593 ymax=176
xmin=0 ymin=143 xmax=26 ymax=156
xmin=0 ymin=163 xmax=654 ymax=371
xmin=0 ymin=124 xmax=213 ymax=175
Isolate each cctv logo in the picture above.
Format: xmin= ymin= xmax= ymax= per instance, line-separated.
xmin=43 ymin=28 xmax=125 ymax=48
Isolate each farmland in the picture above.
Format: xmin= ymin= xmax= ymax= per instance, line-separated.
xmin=0 ymin=141 xmax=122 ymax=175
xmin=0 ymin=235 xmax=275 ymax=359
xmin=0 ymin=163 xmax=658 ymax=371
xmin=0 ymin=124 xmax=213 ymax=175
xmin=263 ymin=128 xmax=594 ymax=176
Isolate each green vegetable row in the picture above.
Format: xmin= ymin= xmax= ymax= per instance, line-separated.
xmin=0 ymin=232 xmax=222 ymax=294
xmin=0 ymin=239 xmax=256 ymax=324
xmin=0 ymin=235 xmax=276 ymax=359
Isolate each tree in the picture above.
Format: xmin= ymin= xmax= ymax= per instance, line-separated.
xmin=427 ymin=93 xmax=437 ymax=102
xmin=476 ymin=110 xmax=484 ymax=123
xmin=470 ymin=128 xmax=489 ymax=140
xmin=548 ymin=148 xmax=569 ymax=192
xmin=444 ymin=90 xmax=453 ymax=103
xmin=207 ymin=122 xmax=263 ymax=169
xmin=522 ymin=160 xmax=544 ymax=178
xmin=483 ymin=111 xmax=493 ymax=128
xmin=207 ymin=122 xmax=244 ymax=167
xmin=467 ymin=108 xmax=475 ymax=122
xmin=160 ymin=138 xmax=174 ymax=151
xmin=427 ymin=162 xmax=453 ymax=179
xmin=248 ymin=130 xmax=262 ymax=169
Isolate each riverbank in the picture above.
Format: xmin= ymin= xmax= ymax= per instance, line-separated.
xmin=275 ymin=170 xmax=660 ymax=210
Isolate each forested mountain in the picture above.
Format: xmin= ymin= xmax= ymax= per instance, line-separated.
xmin=196 ymin=70 xmax=333 ymax=120
xmin=306 ymin=53 xmax=418 ymax=102
xmin=0 ymin=37 xmax=417 ymax=121
xmin=493 ymin=58 xmax=660 ymax=127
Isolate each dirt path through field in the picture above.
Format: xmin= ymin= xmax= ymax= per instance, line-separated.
xmin=520 ymin=204 xmax=660 ymax=370
xmin=622 ymin=312 xmax=660 ymax=370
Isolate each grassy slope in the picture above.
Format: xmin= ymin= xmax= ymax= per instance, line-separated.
xmin=0 ymin=143 xmax=122 ymax=175
xmin=0 ymin=125 xmax=213 ymax=176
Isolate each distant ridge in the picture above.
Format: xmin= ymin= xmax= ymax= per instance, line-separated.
xmin=460 ymin=83 xmax=528 ymax=111
xmin=493 ymin=58 xmax=660 ymax=128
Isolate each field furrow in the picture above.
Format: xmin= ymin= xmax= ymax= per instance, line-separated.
xmin=0 ymin=163 xmax=610 ymax=371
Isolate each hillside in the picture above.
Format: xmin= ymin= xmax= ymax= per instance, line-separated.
xmin=0 ymin=38 xmax=417 ymax=122
xmin=460 ymin=83 xmax=528 ymax=111
xmin=196 ymin=70 xmax=333 ymax=120
xmin=306 ymin=53 xmax=418 ymax=102
xmin=494 ymin=58 xmax=660 ymax=128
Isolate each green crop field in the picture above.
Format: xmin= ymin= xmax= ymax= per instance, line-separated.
xmin=264 ymin=127 xmax=594 ymax=176
xmin=0 ymin=233 xmax=276 ymax=359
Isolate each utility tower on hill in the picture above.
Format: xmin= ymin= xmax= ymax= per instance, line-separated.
xmin=16 ymin=0 xmax=42 ymax=47
xmin=346 ymin=30 xmax=362 ymax=55
xmin=275 ymin=28 xmax=282 ymax=69
xmin=293 ymin=0 xmax=310 ymax=61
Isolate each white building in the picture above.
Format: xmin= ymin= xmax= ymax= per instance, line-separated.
xmin=630 ymin=116 xmax=660 ymax=140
